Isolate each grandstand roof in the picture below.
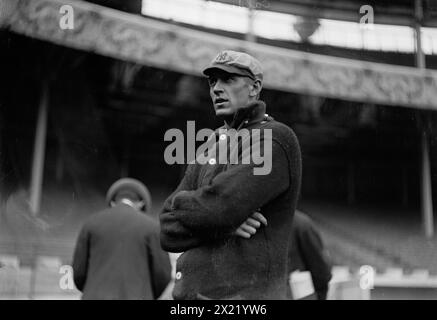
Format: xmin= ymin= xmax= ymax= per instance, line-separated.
xmin=2 ymin=0 xmax=437 ymax=110
xmin=215 ymin=0 xmax=436 ymax=27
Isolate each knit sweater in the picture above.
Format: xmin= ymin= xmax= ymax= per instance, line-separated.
xmin=160 ymin=101 xmax=302 ymax=300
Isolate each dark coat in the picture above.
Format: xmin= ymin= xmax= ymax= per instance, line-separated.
xmin=160 ymin=101 xmax=302 ymax=300
xmin=288 ymin=211 xmax=332 ymax=300
xmin=72 ymin=203 xmax=172 ymax=300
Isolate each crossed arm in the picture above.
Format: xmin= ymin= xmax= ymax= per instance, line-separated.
xmin=159 ymin=141 xmax=289 ymax=252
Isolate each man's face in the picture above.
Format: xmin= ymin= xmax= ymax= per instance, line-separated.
xmin=208 ymin=70 xmax=254 ymax=117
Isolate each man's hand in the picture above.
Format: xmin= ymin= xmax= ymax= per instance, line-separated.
xmin=234 ymin=211 xmax=268 ymax=239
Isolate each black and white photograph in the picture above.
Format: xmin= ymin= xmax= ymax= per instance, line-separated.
xmin=1 ymin=0 xmax=437 ymax=304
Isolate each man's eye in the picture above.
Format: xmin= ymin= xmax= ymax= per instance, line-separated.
xmin=208 ymin=78 xmax=217 ymax=86
xmin=224 ymin=76 xmax=234 ymax=83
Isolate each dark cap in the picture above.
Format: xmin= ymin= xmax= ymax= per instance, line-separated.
xmin=203 ymin=50 xmax=263 ymax=81
xmin=106 ymin=178 xmax=152 ymax=213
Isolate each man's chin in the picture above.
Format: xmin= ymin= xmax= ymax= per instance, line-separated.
xmin=215 ymin=109 xmax=234 ymax=117
xmin=215 ymin=109 xmax=235 ymax=123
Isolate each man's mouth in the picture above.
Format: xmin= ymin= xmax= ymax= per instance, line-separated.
xmin=214 ymin=98 xmax=228 ymax=107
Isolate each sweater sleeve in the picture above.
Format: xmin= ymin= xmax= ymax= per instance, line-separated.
xmin=168 ymin=140 xmax=291 ymax=238
xmin=160 ymin=164 xmax=206 ymax=252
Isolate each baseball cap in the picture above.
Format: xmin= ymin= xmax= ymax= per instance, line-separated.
xmin=203 ymin=50 xmax=263 ymax=81
xmin=106 ymin=178 xmax=152 ymax=213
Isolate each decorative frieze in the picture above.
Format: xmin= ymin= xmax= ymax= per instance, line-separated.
xmin=2 ymin=0 xmax=437 ymax=110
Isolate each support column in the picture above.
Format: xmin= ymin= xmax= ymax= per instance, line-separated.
xmin=415 ymin=0 xmax=425 ymax=70
xmin=415 ymin=0 xmax=434 ymax=238
xmin=401 ymin=166 xmax=409 ymax=207
xmin=120 ymin=133 xmax=131 ymax=178
xmin=29 ymin=81 xmax=49 ymax=216
xmin=245 ymin=0 xmax=256 ymax=43
xmin=421 ymin=129 xmax=434 ymax=238
xmin=347 ymin=163 xmax=356 ymax=205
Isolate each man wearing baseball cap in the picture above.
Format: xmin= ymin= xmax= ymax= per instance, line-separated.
xmin=160 ymin=50 xmax=302 ymax=299
xmin=72 ymin=178 xmax=171 ymax=299
xmin=202 ymin=50 xmax=264 ymax=125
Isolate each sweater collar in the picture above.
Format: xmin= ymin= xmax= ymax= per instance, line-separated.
xmin=224 ymin=100 xmax=268 ymax=130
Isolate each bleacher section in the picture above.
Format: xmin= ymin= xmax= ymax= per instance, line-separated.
xmin=2 ymin=188 xmax=437 ymax=299
xmin=0 ymin=255 xmax=81 ymax=300
xmin=300 ymin=201 xmax=437 ymax=275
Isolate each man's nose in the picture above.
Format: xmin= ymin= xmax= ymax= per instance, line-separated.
xmin=212 ymin=80 xmax=224 ymax=94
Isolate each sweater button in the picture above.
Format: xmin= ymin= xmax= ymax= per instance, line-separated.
xmin=219 ymin=134 xmax=227 ymax=141
xmin=208 ymin=158 xmax=216 ymax=165
xmin=175 ymin=271 xmax=182 ymax=280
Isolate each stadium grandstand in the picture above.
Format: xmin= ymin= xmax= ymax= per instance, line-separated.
xmin=1 ymin=0 xmax=437 ymax=299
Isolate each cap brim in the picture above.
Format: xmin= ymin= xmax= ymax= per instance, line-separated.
xmin=203 ymin=64 xmax=255 ymax=79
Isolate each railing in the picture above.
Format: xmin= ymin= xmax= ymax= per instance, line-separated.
xmin=328 ymin=265 xmax=437 ymax=300
xmin=0 ymin=255 xmax=81 ymax=300
xmin=3 ymin=254 xmax=437 ymax=300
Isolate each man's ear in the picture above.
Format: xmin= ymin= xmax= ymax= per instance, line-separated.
xmin=249 ymin=79 xmax=262 ymax=98
xmin=135 ymin=200 xmax=146 ymax=212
